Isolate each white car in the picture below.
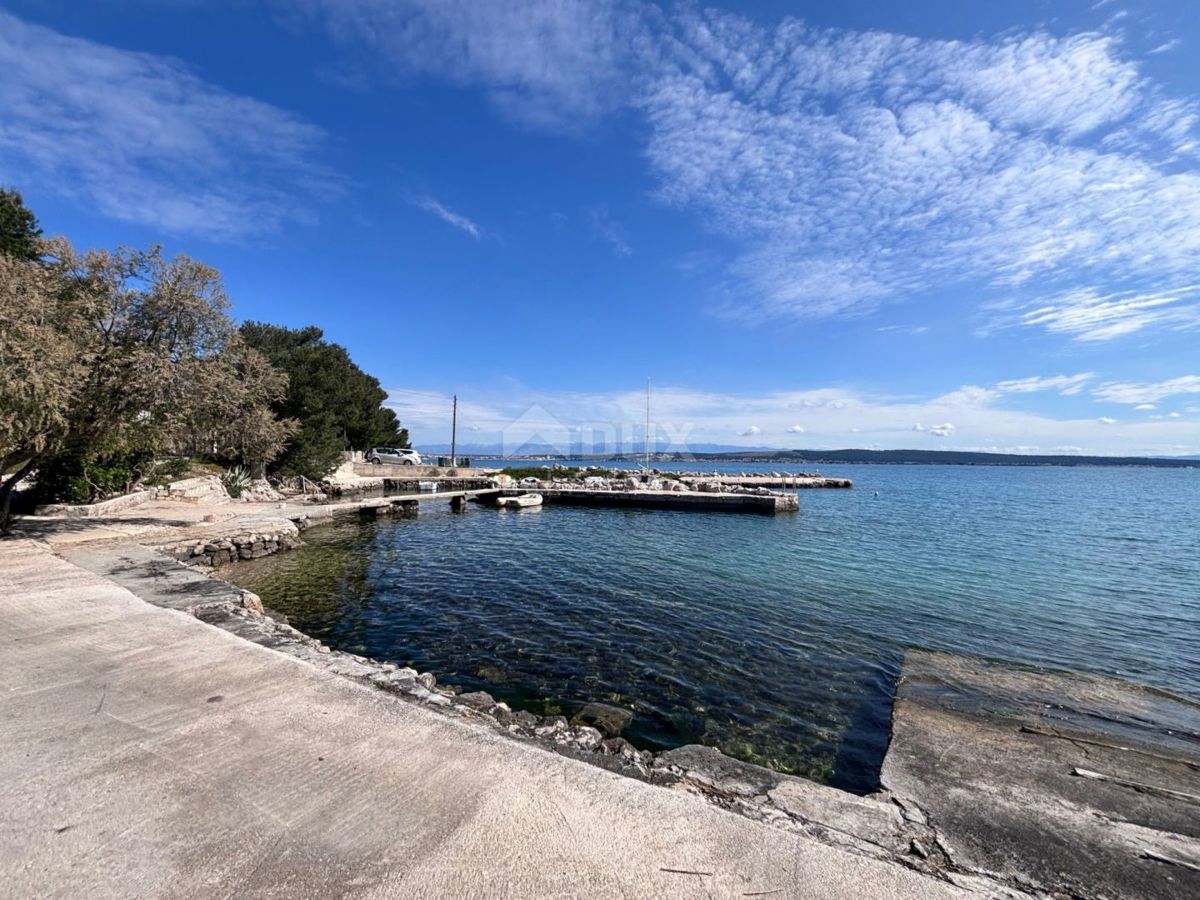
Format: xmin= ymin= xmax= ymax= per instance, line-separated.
xmin=366 ymin=447 xmax=422 ymax=465
xmin=520 ymin=476 xmax=541 ymax=486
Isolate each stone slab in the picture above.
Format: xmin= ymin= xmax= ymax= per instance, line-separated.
xmin=881 ymin=649 xmax=1200 ymax=900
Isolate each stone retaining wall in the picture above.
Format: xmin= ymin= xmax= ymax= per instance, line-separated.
xmin=160 ymin=519 xmax=305 ymax=567
xmin=34 ymin=490 xmax=156 ymax=518
xmin=34 ymin=475 xmax=231 ymax=518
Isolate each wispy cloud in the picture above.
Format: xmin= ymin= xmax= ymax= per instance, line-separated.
xmin=414 ymin=196 xmax=481 ymax=238
xmin=1149 ymin=39 xmax=1181 ymax=55
xmin=1008 ymin=285 xmax=1200 ymax=341
xmin=286 ymin=0 xmax=643 ymax=128
xmin=0 ymin=11 xmax=333 ymax=240
xmin=282 ymin=3 xmax=1200 ymax=337
xmin=995 ymin=373 xmax=1095 ymax=395
xmin=1093 ymin=375 xmax=1200 ymax=405
xmin=641 ymin=12 xmax=1200 ymax=326
xmin=929 ymin=423 xmax=957 ymax=438
xmin=588 ymin=207 xmax=632 ymax=256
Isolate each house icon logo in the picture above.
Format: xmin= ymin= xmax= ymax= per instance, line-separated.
xmin=500 ymin=404 xmax=575 ymax=457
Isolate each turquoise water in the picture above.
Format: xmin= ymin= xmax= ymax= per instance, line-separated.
xmin=227 ymin=464 xmax=1200 ymax=791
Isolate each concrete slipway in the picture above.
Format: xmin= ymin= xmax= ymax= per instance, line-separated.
xmin=0 ymin=539 xmax=968 ymax=899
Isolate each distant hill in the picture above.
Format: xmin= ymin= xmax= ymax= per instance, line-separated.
xmin=678 ymin=448 xmax=1198 ymax=468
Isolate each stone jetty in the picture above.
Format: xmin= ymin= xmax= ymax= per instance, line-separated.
xmin=497 ymin=473 xmax=802 ymax=513
xmin=524 ymin=484 xmax=799 ymax=513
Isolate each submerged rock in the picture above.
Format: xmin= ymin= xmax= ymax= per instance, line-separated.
xmin=571 ymin=702 xmax=633 ymax=737
xmin=477 ymin=664 xmax=508 ymax=683
xmin=457 ymin=691 xmax=496 ymax=712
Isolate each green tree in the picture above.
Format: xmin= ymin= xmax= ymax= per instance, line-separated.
xmin=0 ymin=188 xmax=42 ymax=260
xmin=0 ymin=240 xmax=292 ymax=528
xmin=240 ymin=322 xmax=408 ymax=480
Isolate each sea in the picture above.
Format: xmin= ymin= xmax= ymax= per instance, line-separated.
xmin=224 ymin=461 xmax=1200 ymax=793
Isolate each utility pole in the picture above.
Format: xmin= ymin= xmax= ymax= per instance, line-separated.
xmin=451 ymin=394 xmax=458 ymax=466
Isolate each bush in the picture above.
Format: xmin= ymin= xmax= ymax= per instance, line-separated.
xmin=31 ymin=449 xmax=151 ymax=505
xmin=145 ymin=457 xmax=192 ymax=486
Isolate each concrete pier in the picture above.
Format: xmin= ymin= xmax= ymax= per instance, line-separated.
xmin=497 ymin=486 xmax=799 ymax=514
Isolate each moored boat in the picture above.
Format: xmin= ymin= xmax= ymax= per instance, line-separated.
xmin=496 ymin=493 xmax=543 ymax=508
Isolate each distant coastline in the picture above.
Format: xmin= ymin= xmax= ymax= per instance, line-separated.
xmin=468 ymin=448 xmax=1198 ymax=469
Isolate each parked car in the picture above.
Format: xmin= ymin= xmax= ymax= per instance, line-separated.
xmin=366 ymin=447 xmax=422 ymax=466
xmin=520 ymin=476 xmax=541 ymax=486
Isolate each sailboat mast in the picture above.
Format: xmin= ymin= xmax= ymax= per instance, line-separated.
xmin=645 ymin=377 xmax=650 ymax=470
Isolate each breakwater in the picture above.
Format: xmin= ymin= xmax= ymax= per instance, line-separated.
xmin=679 ymin=473 xmax=852 ymax=489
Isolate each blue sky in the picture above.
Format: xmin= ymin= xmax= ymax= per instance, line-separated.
xmin=3 ymin=0 xmax=1200 ymax=455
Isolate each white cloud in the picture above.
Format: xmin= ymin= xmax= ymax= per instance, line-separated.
xmin=281 ymin=4 xmax=1200 ymax=336
xmin=640 ymin=13 xmax=1200 ymax=328
xmin=287 ymin=0 xmax=642 ymax=127
xmin=1149 ymin=39 xmax=1181 ymax=55
xmin=1169 ymin=411 xmax=1182 ymax=418
xmin=1134 ymin=403 xmax=1156 ymax=410
xmin=385 ymin=381 xmax=1200 ymax=455
xmin=995 ymin=373 xmax=1095 ymax=395
xmin=913 ymin=423 xmax=924 ymax=431
xmin=1007 ymin=285 xmax=1200 ymax=342
xmin=0 ymin=11 xmax=333 ymax=240
xmin=1092 ymin=375 xmax=1200 ymax=404
xmin=739 ymin=425 xmax=761 ymax=436
xmin=1098 ymin=416 xmax=1118 ymax=424
xmin=414 ymin=196 xmax=481 ymax=238
xmin=786 ymin=424 xmax=805 ymax=433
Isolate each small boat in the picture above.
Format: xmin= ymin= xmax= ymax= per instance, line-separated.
xmin=496 ymin=493 xmax=543 ymax=509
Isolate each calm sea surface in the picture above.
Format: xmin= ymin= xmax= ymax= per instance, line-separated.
xmin=226 ymin=463 xmax=1200 ymax=792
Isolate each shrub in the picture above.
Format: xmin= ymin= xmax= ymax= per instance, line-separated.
xmin=145 ymin=457 xmax=192 ymax=486
xmin=31 ymin=449 xmax=151 ymax=505
xmin=222 ymin=465 xmax=252 ymax=498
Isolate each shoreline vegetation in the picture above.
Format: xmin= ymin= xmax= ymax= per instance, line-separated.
xmin=0 ymin=187 xmax=410 ymax=531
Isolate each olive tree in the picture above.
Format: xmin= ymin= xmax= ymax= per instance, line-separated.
xmin=0 ymin=240 xmax=293 ymax=528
